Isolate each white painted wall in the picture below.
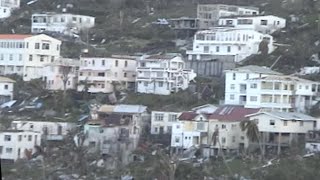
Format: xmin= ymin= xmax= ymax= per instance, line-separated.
xmin=150 ymin=111 xmax=181 ymax=134
xmin=0 ymin=131 xmax=41 ymax=161
xmin=0 ymin=78 xmax=14 ymax=103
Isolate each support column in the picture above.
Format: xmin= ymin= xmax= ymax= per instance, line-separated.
xmin=277 ymin=132 xmax=281 ymax=156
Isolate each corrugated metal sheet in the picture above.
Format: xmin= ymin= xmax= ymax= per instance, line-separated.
xmin=113 ymin=104 xmax=147 ymax=113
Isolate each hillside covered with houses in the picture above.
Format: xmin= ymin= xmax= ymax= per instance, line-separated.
xmin=1 ymin=0 xmax=320 ymax=179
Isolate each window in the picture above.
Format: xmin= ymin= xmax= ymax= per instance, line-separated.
xmin=221 ymin=137 xmax=226 ymax=144
xmin=232 ymin=73 xmax=236 ymax=80
xmin=227 ymin=46 xmax=231 ymax=52
xmin=28 ymin=135 xmax=32 ymax=141
xmin=168 ymin=114 xmax=177 ymax=122
xmin=102 ymin=60 xmax=105 ymax=66
xmin=155 ymin=113 xmax=164 ymax=121
xmin=98 ymin=72 xmax=105 ymax=77
xmin=159 ymin=82 xmax=163 ymax=87
xmin=125 ymin=61 xmax=128 ymax=67
xmin=4 ymin=85 xmax=8 ymax=90
xmin=101 ymin=84 xmax=105 ymax=88
xmin=154 ymin=127 xmax=158 ymax=133
xmin=9 ymin=54 xmax=12 ymax=61
xmin=124 ymin=73 xmax=127 ymax=77
xmin=6 ymin=148 xmax=12 ymax=153
xmin=4 ymin=135 xmax=11 ymax=141
xmin=56 ymin=45 xmax=60 ymax=51
xmin=230 ymin=84 xmax=235 ymax=89
xmin=0 ymin=146 xmax=2 ymax=154
xmin=216 ymin=46 xmax=220 ymax=52
xmin=51 ymin=56 xmax=54 ymax=62
xmin=232 ymin=136 xmax=236 ymax=143
xmin=42 ymin=43 xmax=50 ymax=50
xmin=270 ymin=120 xmax=275 ymax=126
xmin=250 ymin=83 xmax=257 ymax=89
xmin=274 ymin=83 xmax=281 ymax=90
xmin=241 ymin=136 xmax=245 ymax=140
xmin=167 ymin=126 xmax=172 ymax=133
xmin=35 ymin=43 xmax=40 ymax=49
xmin=40 ymin=56 xmax=44 ymax=62
xmin=115 ymin=60 xmax=118 ymax=67
xmin=204 ymin=46 xmax=209 ymax=53
xmin=246 ymin=73 xmax=249 ymax=79
xmin=250 ymin=96 xmax=257 ymax=102
xmin=144 ymin=82 xmax=148 ymax=86
xmin=18 ymin=135 xmax=22 ymax=141
xmin=231 ymin=124 xmax=236 ymax=128
xmin=230 ymin=94 xmax=235 ymax=100
xmin=283 ymin=120 xmax=288 ymax=126
xmin=221 ymin=124 xmax=226 ymax=129
xmin=300 ymin=121 xmax=304 ymax=126
xmin=29 ymin=55 xmax=33 ymax=61
xmin=0 ymin=54 xmax=3 ymax=60
xmin=260 ymin=20 xmax=268 ymax=25
xmin=306 ymin=85 xmax=309 ymax=90
xmin=92 ymin=60 xmax=95 ymax=65
xmin=175 ymin=137 xmax=180 ymax=143
xmin=156 ymin=72 xmax=163 ymax=77
xmin=19 ymin=54 xmax=22 ymax=61
xmin=197 ymin=122 xmax=205 ymax=130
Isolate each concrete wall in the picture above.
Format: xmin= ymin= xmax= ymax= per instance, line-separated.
xmin=185 ymin=58 xmax=235 ymax=77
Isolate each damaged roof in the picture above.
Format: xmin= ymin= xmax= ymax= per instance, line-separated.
xmin=0 ymin=76 xmax=15 ymax=83
xmin=97 ymin=104 xmax=147 ymax=114
xmin=247 ymin=111 xmax=317 ymax=121
xmin=226 ymin=65 xmax=281 ymax=75
xmin=209 ymin=105 xmax=260 ymax=121
xmin=247 ymin=75 xmax=316 ymax=83
xmin=178 ymin=112 xmax=209 ymax=121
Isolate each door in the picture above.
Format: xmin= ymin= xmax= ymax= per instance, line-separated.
xmin=58 ymin=125 xmax=62 ymax=135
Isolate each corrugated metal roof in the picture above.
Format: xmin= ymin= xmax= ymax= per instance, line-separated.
xmin=227 ymin=65 xmax=281 ymax=75
xmin=247 ymin=75 xmax=316 ymax=83
xmin=209 ymin=105 xmax=260 ymax=121
xmin=247 ymin=111 xmax=316 ymax=121
xmin=0 ymin=34 xmax=32 ymax=39
xmin=113 ymin=104 xmax=147 ymax=113
xmin=98 ymin=105 xmax=115 ymax=113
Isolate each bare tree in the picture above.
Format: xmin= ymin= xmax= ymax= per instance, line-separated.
xmin=60 ymin=63 xmax=73 ymax=112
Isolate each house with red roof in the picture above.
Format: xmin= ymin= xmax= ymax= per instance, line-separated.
xmin=171 ymin=111 xmax=209 ymax=149
xmin=206 ymin=105 xmax=260 ymax=155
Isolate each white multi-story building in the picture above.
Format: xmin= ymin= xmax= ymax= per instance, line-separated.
xmin=171 ymin=112 xmax=209 ymax=149
xmin=197 ymin=4 xmax=259 ymax=29
xmin=245 ymin=75 xmax=320 ymax=113
xmin=246 ymin=111 xmax=317 ymax=154
xmin=225 ymin=65 xmax=281 ymax=105
xmin=218 ymin=15 xmax=286 ymax=34
xmin=151 ymin=111 xmax=181 ymax=134
xmin=206 ymin=105 xmax=260 ymax=155
xmin=187 ymin=28 xmax=274 ymax=62
xmin=136 ymin=54 xmax=196 ymax=95
xmin=0 ymin=76 xmax=14 ymax=104
xmin=78 ymin=55 xmax=137 ymax=93
xmin=42 ymin=58 xmax=80 ymax=91
xmin=0 ymin=0 xmax=20 ymax=19
xmin=0 ymin=34 xmax=61 ymax=81
xmin=225 ymin=66 xmax=320 ymax=113
xmin=11 ymin=120 xmax=76 ymax=141
xmin=32 ymin=13 xmax=95 ymax=36
xmin=0 ymin=130 xmax=41 ymax=162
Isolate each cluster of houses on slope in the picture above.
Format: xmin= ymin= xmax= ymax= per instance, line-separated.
xmin=0 ymin=0 xmax=20 ymax=19
xmin=171 ymin=4 xmax=286 ymax=63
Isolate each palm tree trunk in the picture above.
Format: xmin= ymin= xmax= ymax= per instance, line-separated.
xmin=217 ymin=138 xmax=232 ymax=176
xmin=255 ymin=129 xmax=264 ymax=161
xmin=277 ymin=132 xmax=281 ymax=156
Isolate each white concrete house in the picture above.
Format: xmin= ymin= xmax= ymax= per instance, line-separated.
xmin=11 ymin=120 xmax=76 ymax=141
xmin=0 ymin=34 xmax=61 ymax=81
xmin=218 ymin=15 xmax=286 ymax=34
xmin=32 ymin=13 xmax=95 ymax=36
xmin=0 ymin=130 xmax=41 ymax=162
xmin=78 ymin=55 xmax=137 ymax=93
xmin=171 ymin=112 xmax=209 ymax=149
xmin=136 ymin=54 xmax=196 ymax=95
xmin=225 ymin=65 xmax=282 ymax=106
xmin=206 ymin=105 xmax=260 ymax=155
xmin=151 ymin=111 xmax=181 ymax=134
xmin=42 ymin=58 xmax=80 ymax=91
xmin=0 ymin=0 xmax=20 ymax=19
xmin=305 ymin=130 xmax=320 ymax=153
xmin=0 ymin=76 xmax=14 ymax=104
xmin=197 ymin=4 xmax=259 ymax=29
xmin=245 ymin=75 xmax=320 ymax=113
xmin=187 ymin=28 xmax=274 ymax=62
xmin=246 ymin=111 xmax=317 ymax=152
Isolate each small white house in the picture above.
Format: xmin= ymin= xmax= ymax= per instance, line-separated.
xmin=0 ymin=0 xmax=20 ymax=19
xmin=171 ymin=112 xmax=209 ymax=149
xmin=136 ymin=54 xmax=196 ymax=95
xmin=32 ymin=13 xmax=95 ymax=36
xmin=0 ymin=130 xmax=41 ymax=162
xmin=151 ymin=111 xmax=181 ymax=134
xmin=0 ymin=76 xmax=14 ymax=104
xmin=218 ymin=15 xmax=286 ymax=34
xmin=11 ymin=120 xmax=76 ymax=141
xmin=187 ymin=28 xmax=274 ymax=62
